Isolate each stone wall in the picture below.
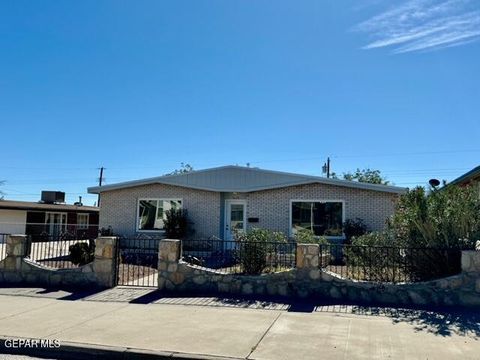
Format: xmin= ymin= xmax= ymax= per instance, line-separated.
xmin=158 ymin=239 xmax=480 ymax=307
xmin=0 ymin=235 xmax=117 ymax=288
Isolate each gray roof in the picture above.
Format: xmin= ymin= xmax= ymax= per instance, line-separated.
xmin=450 ymin=165 xmax=480 ymax=186
xmin=88 ymin=166 xmax=407 ymax=194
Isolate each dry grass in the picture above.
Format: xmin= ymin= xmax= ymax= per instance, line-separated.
xmin=324 ymin=264 xmax=409 ymax=283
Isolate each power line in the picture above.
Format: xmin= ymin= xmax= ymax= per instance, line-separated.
xmin=1 ymin=148 xmax=480 ymax=171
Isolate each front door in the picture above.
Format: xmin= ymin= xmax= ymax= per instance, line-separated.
xmin=224 ymin=200 xmax=247 ymax=241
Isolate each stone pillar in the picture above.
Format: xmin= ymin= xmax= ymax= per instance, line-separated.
xmin=296 ymin=244 xmax=320 ymax=269
xmin=158 ymin=239 xmax=182 ymax=290
xmin=3 ymin=235 xmax=29 ymax=271
xmin=461 ymin=250 xmax=480 ymax=274
xmin=93 ymin=236 xmax=118 ymax=288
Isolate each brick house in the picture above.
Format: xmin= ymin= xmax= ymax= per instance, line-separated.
xmin=450 ymin=165 xmax=480 ymax=187
xmin=87 ymin=166 xmax=407 ymax=240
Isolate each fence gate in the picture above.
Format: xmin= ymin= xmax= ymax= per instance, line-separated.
xmin=115 ymin=237 xmax=159 ymax=287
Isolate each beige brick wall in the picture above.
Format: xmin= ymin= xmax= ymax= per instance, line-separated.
xmin=99 ymin=182 xmax=399 ymax=239
xmin=99 ymin=184 xmax=221 ymax=238
xmin=242 ymin=184 xmax=399 ymax=235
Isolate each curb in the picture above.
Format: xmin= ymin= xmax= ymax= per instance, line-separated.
xmin=0 ymin=338 xmax=242 ymax=360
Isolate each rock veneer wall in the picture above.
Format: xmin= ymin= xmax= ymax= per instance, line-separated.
xmin=0 ymin=235 xmax=117 ymax=288
xmin=158 ymin=240 xmax=480 ymax=307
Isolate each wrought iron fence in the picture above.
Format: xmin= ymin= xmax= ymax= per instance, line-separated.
xmin=28 ymin=235 xmax=95 ymax=269
xmin=0 ymin=233 xmax=8 ymax=261
xmin=319 ymin=244 xmax=462 ymax=283
xmin=115 ymin=237 xmax=159 ymax=287
xmin=182 ymin=238 xmax=296 ymax=275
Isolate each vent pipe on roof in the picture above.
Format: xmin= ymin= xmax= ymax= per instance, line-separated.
xmin=74 ymin=196 xmax=83 ymax=206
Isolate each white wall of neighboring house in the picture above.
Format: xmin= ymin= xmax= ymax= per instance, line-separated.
xmin=0 ymin=209 xmax=27 ymax=238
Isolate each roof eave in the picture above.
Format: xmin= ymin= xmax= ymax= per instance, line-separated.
xmin=450 ymin=165 xmax=480 ymax=186
xmin=88 ymin=179 xmax=407 ymax=195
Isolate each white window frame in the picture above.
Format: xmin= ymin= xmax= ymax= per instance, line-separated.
xmin=45 ymin=212 xmax=68 ymax=235
xmin=77 ymin=213 xmax=89 ymax=230
xmin=136 ymin=198 xmax=183 ymax=233
xmin=289 ymin=199 xmax=345 ymax=239
xmin=224 ymin=199 xmax=247 ymax=240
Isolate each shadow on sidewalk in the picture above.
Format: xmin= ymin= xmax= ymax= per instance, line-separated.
xmin=3 ymin=285 xmax=478 ymax=338
xmin=348 ymin=305 xmax=480 ymax=337
xmin=0 ymin=285 xmax=105 ymax=301
xmin=126 ymin=289 xmax=480 ymax=338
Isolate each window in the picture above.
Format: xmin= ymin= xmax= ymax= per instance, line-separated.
xmin=137 ymin=199 xmax=182 ymax=231
xmin=77 ymin=213 xmax=89 ymax=230
xmin=291 ymin=200 xmax=344 ymax=237
xmin=45 ymin=212 xmax=67 ymax=236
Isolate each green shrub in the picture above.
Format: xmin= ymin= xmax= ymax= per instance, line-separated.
xmin=389 ymin=185 xmax=480 ymax=249
xmin=337 ymin=185 xmax=480 ymax=282
xmin=294 ymin=229 xmax=329 ymax=245
xmin=164 ymin=208 xmax=191 ymax=239
xmin=351 ymin=231 xmax=393 ymax=247
xmin=343 ymin=218 xmax=369 ymax=243
xmin=69 ymin=240 xmax=95 ymax=266
xmin=234 ymin=228 xmax=287 ymax=275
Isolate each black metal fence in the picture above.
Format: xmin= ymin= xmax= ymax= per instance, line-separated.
xmin=319 ymin=244 xmax=462 ymax=283
xmin=28 ymin=235 xmax=95 ymax=269
xmin=115 ymin=237 xmax=159 ymax=287
xmin=182 ymin=238 xmax=296 ymax=275
xmin=0 ymin=233 xmax=8 ymax=261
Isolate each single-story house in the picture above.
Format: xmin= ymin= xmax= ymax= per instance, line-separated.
xmin=450 ymin=165 xmax=480 ymax=187
xmin=0 ymin=199 xmax=99 ymax=240
xmin=88 ymin=166 xmax=407 ymax=241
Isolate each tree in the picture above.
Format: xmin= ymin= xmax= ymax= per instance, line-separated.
xmin=332 ymin=168 xmax=389 ymax=185
xmin=165 ymin=163 xmax=194 ymax=176
xmin=0 ymin=180 xmax=4 ymax=200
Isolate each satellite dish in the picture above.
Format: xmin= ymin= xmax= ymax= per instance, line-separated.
xmin=429 ymin=179 xmax=441 ymax=187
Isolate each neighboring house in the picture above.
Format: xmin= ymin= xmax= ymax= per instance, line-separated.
xmin=88 ymin=166 xmax=407 ymax=241
xmin=0 ymin=197 xmax=99 ymax=240
xmin=450 ymin=165 xmax=480 ymax=187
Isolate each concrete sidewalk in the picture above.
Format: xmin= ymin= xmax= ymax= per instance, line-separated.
xmin=0 ymin=288 xmax=479 ymax=359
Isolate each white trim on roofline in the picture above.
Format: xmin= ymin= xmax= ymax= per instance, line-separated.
xmin=87 ymin=165 xmax=408 ymax=195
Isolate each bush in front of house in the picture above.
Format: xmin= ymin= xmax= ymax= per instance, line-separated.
xmin=346 ymin=183 xmax=480 ymax=282
xmin=343 ymin=218 xmax=369 ymax=243
xmin=293 ymin=228 xmax=329 ymax=245
xmin=389 ymin=185 xmax=480 ymax=249
xmin=69 ymin=240 xmax=95 ymax=266
xmin=234 ymin=228 xmax=287 ymax=275
xmin=164 ymin=208 xmax=192 ymax=239
xmin=344 ymin=231 xmax=401 ymax=282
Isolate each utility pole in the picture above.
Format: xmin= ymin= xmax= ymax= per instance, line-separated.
xmin=322 ymin=157 xmax=331 ymax=178
xmin=97 ymin=167 xmax=105 ymax=207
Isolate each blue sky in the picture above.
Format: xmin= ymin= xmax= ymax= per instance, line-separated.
xmin=1 ymin=0 xmax=479 ymax=205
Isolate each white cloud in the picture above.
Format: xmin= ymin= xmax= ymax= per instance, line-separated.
xmin=355 ymin=0 xmax=480 ymax=53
